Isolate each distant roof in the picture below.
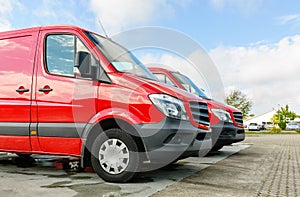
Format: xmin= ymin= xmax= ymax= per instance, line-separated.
xmin=294 ymin=118 xmax=300 ymax=122
xmin=244 ymin=109 xmax=276 ymax=124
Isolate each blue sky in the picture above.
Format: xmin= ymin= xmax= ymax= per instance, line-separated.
xmin=3 ymin=0 xmax=300 ymax=49
xmin=176 ymin=1 xmax=300 ymax=49
xmin=1 ymin=0 xmax=300 ymax=115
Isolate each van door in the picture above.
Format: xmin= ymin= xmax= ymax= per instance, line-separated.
xmin=0 ymin=31 xmax=38 ymax=151
xmin=34 ymin=30 xmax=99 ymax=155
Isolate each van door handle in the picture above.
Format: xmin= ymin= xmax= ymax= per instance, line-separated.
xmin=39 ymin=87 xmax=53 ymax=92
xmin=16 ymin=87 xmax=29 ymax=93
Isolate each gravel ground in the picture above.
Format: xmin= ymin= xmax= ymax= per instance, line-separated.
xmin=151 ymin=134 xmax=300 ymax=197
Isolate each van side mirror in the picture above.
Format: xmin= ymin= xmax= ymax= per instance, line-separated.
xmin=75 ymin=51 xmax=111 ymax=83
xmin=75 ymin=51 xmax=91 ymax=78
xmin=91 ymin=65 xmax=100 ymax=81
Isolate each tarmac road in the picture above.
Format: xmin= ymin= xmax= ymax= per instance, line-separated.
xmin=0 ymin=134 xmax=299 ymax=197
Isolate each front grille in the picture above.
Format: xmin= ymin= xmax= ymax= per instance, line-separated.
xmin=196 ymin=133 xmax=206 ymax=141
xmin=233 ymin=112 xmax=243 ymax=125
xmin=189 ymin=101 xmax=210 ymax=126
xmin=237 ymin=129 xmax=244 ymax=134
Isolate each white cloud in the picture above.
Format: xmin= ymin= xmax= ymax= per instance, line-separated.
xmin=89 ymin=0 xmax=192 ymax=34
xmin=32 ymin=0 xmax=78 ymax=24
xmin=0 ymin=18 xmax=12 ymax=31
xmin=138 ymin=51 xmax=224 ymax=100
xmin=140 ymin=53 xmax=196 ymax=80
xmin=0 ymin=0 xmax=21 ymax=31
xmin=210 ymin=0 xmax=263 ymax=14
xmin=276 ymin=14 xmax=300 ymax=26
xmin=0 ymin=0 xmax=13 ymax=14
xmin=210 ymin=0 xmax=224 ymax=10
xmin=33 ymin=0 xmax=56 ymax=18
xmin=209 ymin=35 xmax=300 ymax=114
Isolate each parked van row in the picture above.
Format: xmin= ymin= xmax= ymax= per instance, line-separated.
xmin=149 ymin=68 xmax=245 ymax=151
xmin=0 ymin=25 xmax=244 ymax=182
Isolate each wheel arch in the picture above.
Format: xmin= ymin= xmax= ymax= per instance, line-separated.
xmin=80 ymin=118 xmax=147 ymax=168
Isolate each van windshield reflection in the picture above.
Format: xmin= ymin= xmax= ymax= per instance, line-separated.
xmin=85 ymin=32 xmax=156 ymax=80
xmin=171 ymin=72 xmax=210 ymax=99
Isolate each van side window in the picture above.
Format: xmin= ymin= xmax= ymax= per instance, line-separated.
xmin=153 ymin=73 xmax=176 ymax=87
xmin=46 ymin=35 xmax=75 ymax=77
xmin=46 ymin=34 xmax=98 ymax=79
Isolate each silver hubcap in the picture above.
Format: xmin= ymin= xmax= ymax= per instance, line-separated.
xmin=99 ymin=138 xmax=130 ymax=174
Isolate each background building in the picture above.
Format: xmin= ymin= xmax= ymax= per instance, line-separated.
xmin=244 ymin=109 xmax=276 ymax=128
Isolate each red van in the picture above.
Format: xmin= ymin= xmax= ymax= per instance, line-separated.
xmin=149 ymin=67 xmax=245 ymax=151
xmin=0 ymin=25 xmax=212 ymax=182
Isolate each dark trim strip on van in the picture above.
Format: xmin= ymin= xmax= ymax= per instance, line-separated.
xmin=0 ymin=122 xmax=30 ymax=136
xmin=0 ymin=122 xmax=86 ymax=138
xmin=38 ymin=123 xmax=85 ymax=138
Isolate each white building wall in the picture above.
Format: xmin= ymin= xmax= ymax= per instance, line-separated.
xmin=244 ymin=110 xmax=276 ymax=126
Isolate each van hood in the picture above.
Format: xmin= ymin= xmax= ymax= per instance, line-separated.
xmin=109 ymin=73 xmax=206 ymax=103
xmin=208 ymin=99 xmax=241 ymax=113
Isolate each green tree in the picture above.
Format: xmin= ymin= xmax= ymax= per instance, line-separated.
xmin=274 ymin=104 xmax=297 ymax=130
xmin=270 ymin=114 xmax=279 ymax=124
xmin=225 ymin=89 xmax=253 ymax=118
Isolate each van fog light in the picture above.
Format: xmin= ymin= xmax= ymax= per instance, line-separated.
xmin=173 ymin=135 xmax=182 ymax=144
xmin=163 ymin=134 xmax=182 ymax=144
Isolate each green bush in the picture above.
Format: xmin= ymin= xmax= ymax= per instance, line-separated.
xmin=296 ymin=130 xmax=300 ymax=134
xmin=278 ymin=122 xmax=286 ymax=130
xmin=270 ymin=126 xmax=282 ymax=134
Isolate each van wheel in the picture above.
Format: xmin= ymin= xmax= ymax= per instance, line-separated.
xmin=91 ymin=128 xmax=139 ymax=182
xmin=211 ymin=145 xmax=223 ymax=152
xmin=15 ymin=154 xmax=35 ymax=167
xmin=16 ymin=153 xmax=32 ymax=157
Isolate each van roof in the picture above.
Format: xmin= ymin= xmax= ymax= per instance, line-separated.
xmin=0 ymin=25 xmax=92 ymax=36
xmin=148 ymin=67 xmax=178 ymax=73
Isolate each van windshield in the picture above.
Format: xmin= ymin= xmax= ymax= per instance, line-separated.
xmin=85 ymin=31 xmax=156 ymax=80
xmin=171 ymin=72 xmax=210 ymax=99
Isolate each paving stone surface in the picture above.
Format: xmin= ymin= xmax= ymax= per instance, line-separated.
xmin=0 ymin=144 xmax=248 ymax=197
xmin=1 ymin=134 xmax=299 ymax=196
xmin=152 ymin=134 xmax=300 ymax=197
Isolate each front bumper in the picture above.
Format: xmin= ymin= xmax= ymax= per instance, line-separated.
xmin=211 ymin=122 xmax=245 ymax=148
xmin=135 ymin=117 xmax=212 ymax=164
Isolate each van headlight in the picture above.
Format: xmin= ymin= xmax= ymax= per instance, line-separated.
xmin=149 ymin=94 xmax=188 ymax=120
xmin=211 ymin=108 xmax=233 ymax=123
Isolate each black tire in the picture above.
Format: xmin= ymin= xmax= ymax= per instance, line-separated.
xmin=91 ymin=128 xmax=140 ymax=182
xmin=161 ymin=159 xmax=180 ymax=169
xmin=16 ymin=153 xmax=32 ymax=157
xmin=211 ymin=145 xmax=224 ymax=152
xmin=15 ymin=154 xmax=35 ymax=167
